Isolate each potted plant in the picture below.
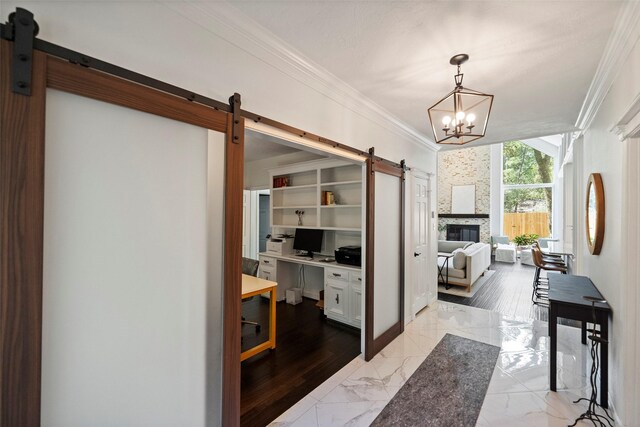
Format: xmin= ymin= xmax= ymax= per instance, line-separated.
xmin=438 ymin=223 xmax=447 ymax=240
xmin=513 ymin=233 xmax=539 ymax=249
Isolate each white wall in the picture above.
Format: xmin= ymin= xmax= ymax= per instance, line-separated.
xmin=0 ymin=1 xmax=438 ymax=423
xmin=574 ymin=35 xmax=640 ymax=424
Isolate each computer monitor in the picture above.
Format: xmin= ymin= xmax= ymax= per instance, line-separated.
xmin=293 ymin=228 xmax=323 ymax=257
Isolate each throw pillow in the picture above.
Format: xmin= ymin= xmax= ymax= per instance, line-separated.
xmin=451 ymin=248 xmax=467 ymax=270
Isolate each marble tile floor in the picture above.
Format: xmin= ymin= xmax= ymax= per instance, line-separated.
xmin=268 ymin=301 xmax=608 ymax=427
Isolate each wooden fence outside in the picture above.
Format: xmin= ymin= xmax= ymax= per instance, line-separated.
xmin=503 ymin=212 xmax=551 ymax=241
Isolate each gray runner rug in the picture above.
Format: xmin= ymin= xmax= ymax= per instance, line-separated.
xmin=370 ymin=334 xmax=500 ymax=427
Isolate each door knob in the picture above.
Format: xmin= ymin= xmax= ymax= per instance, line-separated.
xmin=414 ymin=252 xmax=421 ymax=257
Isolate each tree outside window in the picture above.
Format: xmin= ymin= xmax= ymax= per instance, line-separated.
xmin=502 ymin=141 xmax=554 ymax=239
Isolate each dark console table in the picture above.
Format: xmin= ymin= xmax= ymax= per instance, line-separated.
xmin=548 ymin=273 xmax=612 ymax=407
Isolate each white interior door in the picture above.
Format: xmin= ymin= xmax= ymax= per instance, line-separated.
xmin=411 ymin=173 xmax=432 ymax=316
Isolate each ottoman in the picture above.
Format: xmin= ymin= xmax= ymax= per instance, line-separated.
xmin=520 ymin=248 xmax=535 ymax=266
xmin=495 ymin=243 xmax=516 ymax=263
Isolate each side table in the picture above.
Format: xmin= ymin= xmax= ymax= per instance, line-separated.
xmin=437 ymin=252 xmax=454 ymax=290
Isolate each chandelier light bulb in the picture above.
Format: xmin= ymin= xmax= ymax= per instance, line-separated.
xmin=466 ymin=113 xmax=476 ymax=124
xmin=442 ymin=116 xmax=452 ymax=126
xmin=456 ymin=111 xmax=466 ymax=122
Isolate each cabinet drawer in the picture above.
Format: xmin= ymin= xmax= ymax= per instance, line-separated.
xmin=325 ymin=267 xmax=348 ymax=282
xmin=259 ymin=256 xmax=276 ymax=268
xmin=259 ymin=264 xmax=276 ymax=276
xmin=258 ymin=269 xmax=276 ymax=282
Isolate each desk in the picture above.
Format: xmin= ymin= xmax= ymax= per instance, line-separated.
xmin=258 ymin=252 xmax=360 ymax=302
xmin=259 ymin=252 xmax=362 ymax=327
xmin=260 ymin=252 xmax=361 ymax=272
xmin=241 ymin=274 xmax=277 ymax=362
xmin=548 ymin=274 xmax=612 ymax=407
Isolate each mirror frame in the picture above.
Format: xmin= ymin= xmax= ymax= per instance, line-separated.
xmin=585 ymin=173 xmax=605 ymax=255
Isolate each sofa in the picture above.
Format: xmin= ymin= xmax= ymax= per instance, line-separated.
xmin=437 ymin=240 xmax=491 ymax=292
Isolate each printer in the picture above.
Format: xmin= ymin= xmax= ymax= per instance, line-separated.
xmin=335 ymin=246 xmax=361 ymax=267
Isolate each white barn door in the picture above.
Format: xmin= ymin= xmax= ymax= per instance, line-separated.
xmin=365 ymin=154 xmax=405 ymax=361
xmin=41 ymin=89 xmax=225 ymax=426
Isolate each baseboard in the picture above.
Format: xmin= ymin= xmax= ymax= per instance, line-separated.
xmin=302 ymin=289 xmax=320 ymax=300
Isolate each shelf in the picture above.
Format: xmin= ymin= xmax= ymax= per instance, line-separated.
xmin=320 ymin=204 xmax=361 ymax=208
xmin=320 ymin=227 xmax=362 ymax=232
xmin=272 ymin=184 xmax=317 ymax=191
xmin=439 ymin=213 xmax=489 ymax=218
xmin=271 ymin=225 xmax=361 ymax=232
xmin=273 ymin=205 xmax=317 ymax=210
xmin=320 ymin=164 xmax=362 ymax=183
xmin=320 ymin=180 xmax=361 ymax=187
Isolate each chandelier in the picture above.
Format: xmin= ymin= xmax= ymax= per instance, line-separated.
xmin=427 ymin=54 xmax=494 ymax=145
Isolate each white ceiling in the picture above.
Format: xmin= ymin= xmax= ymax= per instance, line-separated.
xmin=245 ymin=129 xmax=303 ymax=162
xmin=230 ymin=1 xmax=623 ymax=149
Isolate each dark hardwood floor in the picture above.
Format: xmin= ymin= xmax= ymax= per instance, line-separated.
xmin=438 ymin=259 xmax=579 ymax=327
xmin=241 ymin=297 xmax=360 ymax=427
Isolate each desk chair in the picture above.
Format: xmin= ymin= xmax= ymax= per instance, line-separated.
xmin=242 ymin=257 xmax=261 ymax=333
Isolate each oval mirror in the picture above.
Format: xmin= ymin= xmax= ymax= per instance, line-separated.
xmin=586 ymin=173 xmax=605 ymax=255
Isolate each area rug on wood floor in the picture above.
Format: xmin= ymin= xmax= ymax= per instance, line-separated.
xmin=370 ymin=334 xmax=500 ymax=427
xmin=437 ymin=270 xmax=495 ymax=297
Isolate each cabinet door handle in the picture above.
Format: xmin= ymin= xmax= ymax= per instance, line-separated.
xmin=358 ymin=278 xmax=362 ymax=281
xmin=264 ymin=260 xmax=270 ymax=264
xmin=335 ymin=294 xmax=339 ymax=304
xmin=333 ymin=273 xmax=341 ymax=277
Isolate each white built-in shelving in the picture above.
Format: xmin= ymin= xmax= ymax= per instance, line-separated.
xmin=269 ymin=159 xmax=363 ymax=231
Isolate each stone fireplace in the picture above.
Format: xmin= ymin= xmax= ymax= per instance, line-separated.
xmin=438 ymin=145 xmax=491 ymax=243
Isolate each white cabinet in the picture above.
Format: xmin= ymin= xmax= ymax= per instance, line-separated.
xmin=324 ymin=267 xmax=361 ymax=329
xmin=258 ymin=255 xmax=277 ymax=280
xmin=258 ymin=255 xmax=281 ymax=300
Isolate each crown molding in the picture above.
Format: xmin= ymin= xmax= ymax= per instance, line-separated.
xmin=575 ymin=0 xmax=640 ymax=134
xmin=161 ymin=1 xmax=439 ymax=152
xmin=610 ymin=92 xmax=640 ymax=140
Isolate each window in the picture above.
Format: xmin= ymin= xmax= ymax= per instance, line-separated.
xmin=502 ymin=141 xmax=554 ymax=240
